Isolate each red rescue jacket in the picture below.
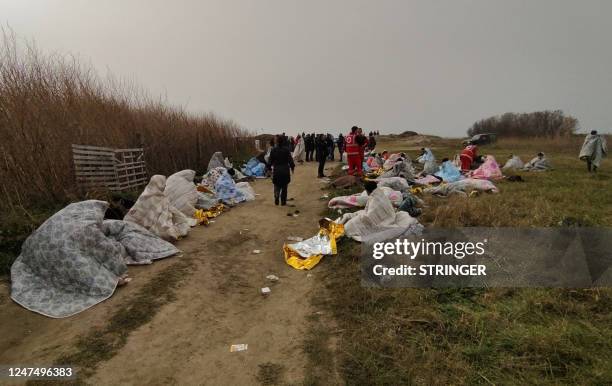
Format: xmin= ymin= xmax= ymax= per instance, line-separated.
xmin=345 ymin=133 xmax=360 ymax=156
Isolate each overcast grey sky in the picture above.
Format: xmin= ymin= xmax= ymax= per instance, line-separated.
xmin=2 ymin=0 xmax=611 ymax=136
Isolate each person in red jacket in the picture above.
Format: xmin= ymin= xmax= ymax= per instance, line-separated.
xmin=345 ymin=126 xmax=362 ymax=176
xmin=356 ymin=127 xmax=368 ymax=168
xmin=460 ymin=142 xmax=478 ymax=172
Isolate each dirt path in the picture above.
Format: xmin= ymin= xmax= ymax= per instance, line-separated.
xmin=0 ymin=161 xmax=336 ymax=385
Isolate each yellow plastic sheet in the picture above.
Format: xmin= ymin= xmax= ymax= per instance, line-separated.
xmin=193 ymin=203 xmax=227 ymax=225
xmin=193 ymin=209 xmax=210 ymax=225
xmin=203 ymin=203 xmax=226 ymax=218
xmin=283 ymin=219 xmax=345 ymax=270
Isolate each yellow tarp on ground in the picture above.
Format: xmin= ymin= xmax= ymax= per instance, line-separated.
xmin=283 ymin=219 xmax=344 ymax=270
xmin=193 ymin=203 xmax=227 ymax=225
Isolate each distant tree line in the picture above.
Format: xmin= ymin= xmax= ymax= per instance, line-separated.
xmin=468 ymin=110 xmax=579 ymax=138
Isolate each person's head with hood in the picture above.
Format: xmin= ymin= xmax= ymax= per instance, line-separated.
xmin=537 ymin=152 xmax=545 ymax=159
xmin=364 ymin=180 xmax=378 ymax=195
xmin=382 ymin=150 xmax=389 ymax=159
xmin=274 ymin=134 xmax=283 ymax=147
xmin=591 ymin=130 xmax=598 ymax=136
xmin=147 ymin=174 xmax=167 ymax=194
xmin=207 ymin=151 xmax=225 ymax=171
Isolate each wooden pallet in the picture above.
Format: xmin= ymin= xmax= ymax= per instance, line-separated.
xmin=72 ymin=144 xmax=148 ymax=192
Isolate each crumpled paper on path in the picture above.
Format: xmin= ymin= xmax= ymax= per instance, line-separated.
xmin=283 ymin=218 xmax=344 ymax=270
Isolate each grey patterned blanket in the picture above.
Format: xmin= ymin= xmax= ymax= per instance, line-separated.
xmin=11 ymin=200 xmax=179 ymax=318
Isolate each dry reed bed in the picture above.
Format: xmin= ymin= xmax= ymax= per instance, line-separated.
xmin=0 ymin=29 xmax=252 ymax=214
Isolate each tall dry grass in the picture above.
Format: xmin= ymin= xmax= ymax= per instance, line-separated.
xmin=0 ymin=29 xmax=252 ymax=213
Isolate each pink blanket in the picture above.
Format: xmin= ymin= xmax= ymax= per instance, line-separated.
xmin=470 ymin=155 xmax=502 ymax=180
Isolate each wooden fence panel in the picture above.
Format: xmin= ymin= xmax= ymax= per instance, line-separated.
xmin=72 ymin=144 xmax=148 ymax=192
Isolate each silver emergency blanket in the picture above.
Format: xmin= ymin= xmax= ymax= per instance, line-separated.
xmin=523 ymin=154 xmax=552 ymax=172
xmin=288 ymin=232 xmax=335 ymax=257
xmin=283 ymin=219 xmax=344 ymax=270
xmin=10 ymin=200 xmax=179 ymax=318
xmin=579 ymin=134 xmax=608 ymax=168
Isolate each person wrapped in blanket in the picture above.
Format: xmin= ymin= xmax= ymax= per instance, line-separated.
xmin=269 ymin=134 xmax=296 ymax=205
xmin=523 ymin=152 xmax=552 ymax=172
xmin=207 ymin=151 xmax=250 ymax=181
xmin=417 ymin=147 xmax=438 ymax=174
xmin=202 ymin=167 xmax=250 ymax=205
xmin=579 ymin=130 xmax=607 ymax=173
xmin=337 ymin=180 xmax=422 ymax=243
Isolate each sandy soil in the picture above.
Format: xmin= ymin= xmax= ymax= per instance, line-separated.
xmin=0 ymin=161 xmax=336 ymax=385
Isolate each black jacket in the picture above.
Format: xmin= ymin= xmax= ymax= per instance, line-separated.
xmin=269 ymin=146 xmax=295 ymax=185
xmin=315 ymin=138 xmax=329 ymax=161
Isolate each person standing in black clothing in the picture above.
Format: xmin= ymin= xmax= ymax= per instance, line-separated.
xmin=337 ymin=133 xmax=345 ymax=161
xmin=368 ymin=133 xmax=377 ymax=151
xmin=269 ymin=135 xmax=295 ymax=205
xmin=315 ymin=134 xmax=329 ymax=178
xmin=326 ymin=134 xmax=335 ymax=161
xmin=305 ymin=134 xmax=314 ymax=162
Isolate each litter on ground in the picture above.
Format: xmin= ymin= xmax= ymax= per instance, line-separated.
xmin=230 ymin=344 xmax=248 ymax=352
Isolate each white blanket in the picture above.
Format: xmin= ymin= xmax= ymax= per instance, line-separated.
xmin=293 ymin=137 xmax=306 ymax=162
xmin=502 ymin=155 xmax=524 ymax=170
xmin=124 ymin=175 xmax=193 ymax=241
xmin=165 ymin=170 xmax=199 ymax=217
xmin=337 ymin=188 xmax=422 ymax=242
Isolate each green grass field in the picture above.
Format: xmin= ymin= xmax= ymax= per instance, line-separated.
xmin=311 ymin=136 xmax=612 ymax=385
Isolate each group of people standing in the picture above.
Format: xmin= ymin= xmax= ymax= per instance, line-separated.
xmin=266 ymin=128 xmax=380 ymax=205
